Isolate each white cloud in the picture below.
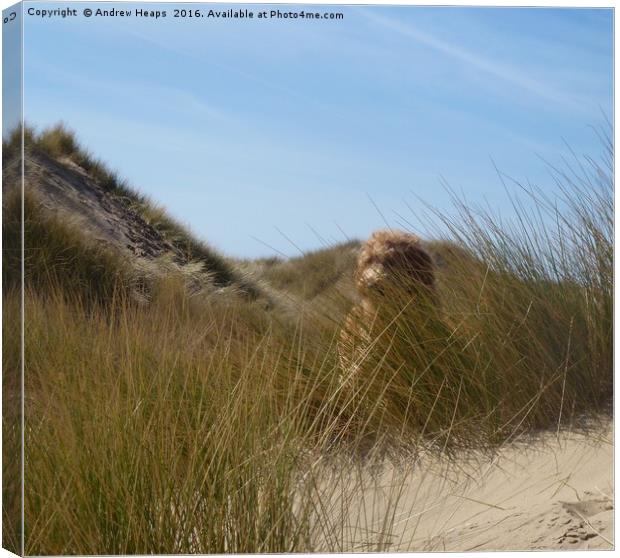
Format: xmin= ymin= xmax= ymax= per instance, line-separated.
xmin=361 ymin=10 xmax=583 ymax=110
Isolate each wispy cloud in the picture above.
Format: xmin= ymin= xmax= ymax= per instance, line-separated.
xmin=26 ymin=56 xmax=230 ymax=124
xmin=125 ymin=26 xmax=353 ymax=124
xmin=360 ymin=10 xmax=582 ymax=110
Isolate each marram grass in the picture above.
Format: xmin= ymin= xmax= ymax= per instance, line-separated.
xmin=2 ymin=126 xmax=612 ymax=553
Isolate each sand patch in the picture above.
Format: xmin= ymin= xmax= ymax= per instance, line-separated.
xmin=315 ymin=423 xmax=613 ymax=551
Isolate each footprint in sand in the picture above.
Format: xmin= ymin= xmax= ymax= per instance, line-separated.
xmin=560 ymin=499 xmax=613 ymax=518
xmin=555 ymin=499 xmax=613 ymax=546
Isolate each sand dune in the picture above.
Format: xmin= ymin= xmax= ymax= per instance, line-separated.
xmin=325 ymin=423 xmax=613 ymax=551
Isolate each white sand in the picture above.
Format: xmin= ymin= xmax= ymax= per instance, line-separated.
xmin=318 ymin=423 xmax=613 ymax=551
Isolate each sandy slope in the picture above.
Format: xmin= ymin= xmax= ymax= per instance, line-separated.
xmin=6 ymin=150 xmax=181 ymax=261
xmin=324 ymin=423 xmax=613 ymax=551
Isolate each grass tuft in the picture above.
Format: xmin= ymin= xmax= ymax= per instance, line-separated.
xmin=5 ymin=123 xmax=267 ymax=298
xmin=2 ymin=124 xmax=612 ymax=553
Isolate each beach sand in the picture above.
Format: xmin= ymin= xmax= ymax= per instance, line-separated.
xmin=320 ymin=423 xmax=613 ymax=551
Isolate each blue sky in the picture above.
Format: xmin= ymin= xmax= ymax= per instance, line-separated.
xmin=3 ymin=4 xmax=21 ymax=134
xmin=17 ymin=3 xmax=614 ymax=258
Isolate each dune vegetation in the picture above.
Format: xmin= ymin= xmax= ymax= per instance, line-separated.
xmin=2 ymin=124 xmax=613 ymax=554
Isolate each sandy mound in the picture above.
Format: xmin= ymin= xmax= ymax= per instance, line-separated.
xmin=4 ymin=150 xmax=180 ymax=261
xmin=322 ymin=423 xmax=613 ymax=551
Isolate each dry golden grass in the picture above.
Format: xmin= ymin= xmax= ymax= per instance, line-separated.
xmin=2 ymin=125 xmax=612 ymax=553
